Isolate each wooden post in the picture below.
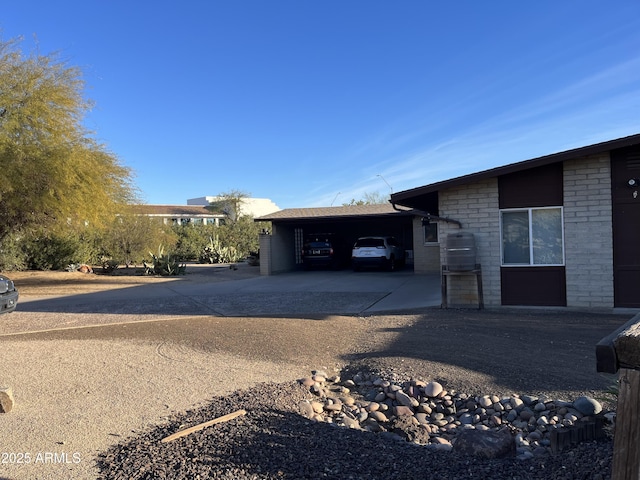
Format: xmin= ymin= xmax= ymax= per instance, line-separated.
xmin=596 ymin=313 xmax=640 ymax=480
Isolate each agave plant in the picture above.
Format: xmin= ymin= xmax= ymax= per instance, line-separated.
xmin=148 ymin=245 xmax=186 ymax=276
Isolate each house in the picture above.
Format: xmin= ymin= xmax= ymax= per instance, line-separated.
xmin=187 ymin=196 xmax=280 ymax=218
xmin=129 ymin=197 xmax=280 ymax=226
xmin=256 ymin=204 xmax=418 ymax=275
xmin=128 ymin=204 xmax=226 ymax=226
xmin=390 ymin=133 xmax=640 ymax=310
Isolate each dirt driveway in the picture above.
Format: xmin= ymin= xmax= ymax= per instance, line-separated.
xmin=0 ymin=265 xmax=633 ymax=479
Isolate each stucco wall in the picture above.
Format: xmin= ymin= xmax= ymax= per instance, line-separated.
xmin=563 ymin=153 xmax=614 ymax=308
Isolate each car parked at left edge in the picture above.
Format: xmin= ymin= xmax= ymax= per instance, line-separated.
xmin=0 ymin=274 xmax=18 ymax=314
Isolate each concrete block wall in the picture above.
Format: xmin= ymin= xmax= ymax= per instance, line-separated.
xmin=438 ymin=178 xmax=501 ymax=307
xmin=563 ymin=154 xmax=614 ymax=308
xmin=411 ymin=217 xmax=441 ymax=273
xmin=259 ymin=233 xmax=272 ymax=276
xmin=260 ymin=224 xmax=298 ymax=275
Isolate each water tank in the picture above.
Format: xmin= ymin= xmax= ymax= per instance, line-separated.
xmin=445 ymin=232 xmax=477 ymax=271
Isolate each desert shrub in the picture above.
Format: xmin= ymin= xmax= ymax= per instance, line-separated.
xmin=100 ymin=214 xmax=176 ymax=267
xmin=22 ymin=232 xmax=82 ymax=270
xmin=172 ymin=223 xmax=216 ymax=261
xmin=0 ymin=232 xmax=28 ymax=271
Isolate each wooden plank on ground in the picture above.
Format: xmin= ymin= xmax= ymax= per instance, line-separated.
xmin=161 ymin=409 xmax=247 ymax=443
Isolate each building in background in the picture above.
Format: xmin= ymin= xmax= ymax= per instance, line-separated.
xmin=188 ymin=197 xmax=280 ymax=218
xmin=128 ymin=204 xmax=226 ymax=226
xmin=129 ymin=197 xmax=281 ymax=226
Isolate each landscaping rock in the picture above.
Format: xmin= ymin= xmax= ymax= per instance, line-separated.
xmin=574 ymin=396 xmax=602 ymax=416
xmin=296 ymin=370 xmax=614 ymax=458
xmin=0 ymin=386 xmax=14 ymax=413
xmin=453 ymin=428 xmax=516 ymax=459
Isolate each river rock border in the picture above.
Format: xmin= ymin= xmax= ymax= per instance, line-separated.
xmin=298 ymin=370 xmax=615 ymax=460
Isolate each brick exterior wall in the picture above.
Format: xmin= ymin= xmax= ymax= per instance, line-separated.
xmin=258 ymin=233 xmax=272 ymax=276
xmin=411 ymin=217 xmax=441 ymax=272
xmin=563 ymin=153 xmax=614 ymax=308
xmin=437 ymin=178 xmax=501 ymax=307
xmin=412 ymin=154 xmax=616 ymax=309
xmin=260 ymin=224 xmax=299 ymax=275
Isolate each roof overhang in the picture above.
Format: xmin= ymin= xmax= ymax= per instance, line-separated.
xmin=255 ymin=203 xmax=417 ymax=222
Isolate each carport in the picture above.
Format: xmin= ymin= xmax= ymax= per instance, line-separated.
xmin=255 ymin=204 xmax=417 ymax=275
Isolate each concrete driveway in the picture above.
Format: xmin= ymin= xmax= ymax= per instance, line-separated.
xmin=4 ymin=266 xmax=442 ymax=335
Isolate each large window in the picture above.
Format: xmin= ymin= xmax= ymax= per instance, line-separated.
xmin=500 ymin=207 xmax=564 ymax=266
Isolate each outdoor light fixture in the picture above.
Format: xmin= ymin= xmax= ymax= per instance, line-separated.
xmin=418 ymin=212 xmax=462 ymax=228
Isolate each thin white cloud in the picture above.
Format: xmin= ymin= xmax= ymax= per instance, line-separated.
xmin=303 ymin=56 xmax=640 ymax=206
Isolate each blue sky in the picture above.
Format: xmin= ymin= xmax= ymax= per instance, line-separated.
xmin=4 ymin=1 xmax=640 ymax=209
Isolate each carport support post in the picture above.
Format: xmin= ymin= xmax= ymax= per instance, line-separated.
xmin=596 ymin=314 xmax=640 ymax=480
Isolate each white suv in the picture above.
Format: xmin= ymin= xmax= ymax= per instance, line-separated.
xmin=352 ymin=236 xmax=405 ymax=271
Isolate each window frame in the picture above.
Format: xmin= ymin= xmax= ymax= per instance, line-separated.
xmin=499 ymin=206 xmax=565 ymax=267
xmin=423 ymin=222 xmax=439 ymax=245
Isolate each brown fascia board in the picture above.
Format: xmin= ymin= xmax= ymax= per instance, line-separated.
xmin=256 ymin=205 xmax=414 ymax=222
xmin=391 ymin=133 xmax=640 ymax=205
xmin=257 ymin=211 xmax=412 ymax=222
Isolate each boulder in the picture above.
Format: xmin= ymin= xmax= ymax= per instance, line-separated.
xmin=0 ymin=387 xmax=14 ymax=413
xmin=453 ymin=428 xmax=516 ymax=459
xmin=574 ymin=396 xmax=602 ymax=416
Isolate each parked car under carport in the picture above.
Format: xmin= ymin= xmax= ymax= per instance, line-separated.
xmin=255 ymin=204 xmax=417 ymax=275
xmin=351 ymin=236 xmax=405 ymax=271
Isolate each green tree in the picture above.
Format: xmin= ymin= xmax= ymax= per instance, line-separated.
xmin=101 ymin=213 xmax=175 ymax=267
xmin=343 ymin=191 xmax=388 ymax=206
xmin=216 ymin=216 xmax=265 ymax=261
xmin=0 ymin=37 xmax=137 ymax=244
xmin=172 ymin=222 xmax=216 ymax=261
xmin=208 ymin=190 xmax=249 ymax=223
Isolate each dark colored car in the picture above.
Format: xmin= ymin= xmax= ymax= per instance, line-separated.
xmin=0 ymin=274 xmax=19 ymax=314
xmin=301 ymin=234 xmax=348 ymax=270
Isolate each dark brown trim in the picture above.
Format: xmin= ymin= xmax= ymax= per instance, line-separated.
xmin=498 ymin=163 xmax=563 ymax=208
xmin=501 ymin=266 xmax=567 ymax=306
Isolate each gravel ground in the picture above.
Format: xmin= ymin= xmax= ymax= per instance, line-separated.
xmin=0 ymin=267 xmax=631 ymax=479
xmin=0 ymin=338 xmax=307 ymax=480
xmin=95 ymin=380 xmax=614 ymax=480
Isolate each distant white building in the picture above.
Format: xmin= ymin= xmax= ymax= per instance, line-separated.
xmin=129 ymin=204 xmax=225 ymax=226
xmin=187 ymin=196 xmax=280 ymax=218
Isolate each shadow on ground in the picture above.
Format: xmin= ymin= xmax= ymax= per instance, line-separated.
xmin=342 ymin=308 xmax=628 ymax=396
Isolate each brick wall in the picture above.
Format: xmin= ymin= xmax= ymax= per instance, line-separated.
xmin=411 ymin=217 xmax=441 ymax=272
xmin=563 ymin=153 xmax=614 ymax=308
xmin=438 ymin=178 xmax=501 ymax=307
xmin=260 ymin=224 xmax=298 ymax=275
xmin=258 ymin=233 xmax=272 ymax=275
